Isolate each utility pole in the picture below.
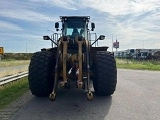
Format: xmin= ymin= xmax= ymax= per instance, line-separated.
xmin=26 ymin=41 xmax=27 ymax=53
xmin=112 ymin=34 xmax=113 ymax=52
xmin=116 ymin=38 xmax=118 ymax=52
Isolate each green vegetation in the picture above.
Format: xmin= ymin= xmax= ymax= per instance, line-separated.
xmin=0 ymin=77 xmax=29 ymax=110
xmin=116 ymin=58 xmax=160 ymax=71
xmin=1 ymin=53 xmax=33 ymax=60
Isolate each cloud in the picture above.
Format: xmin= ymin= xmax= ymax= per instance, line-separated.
xmin=80 ymin=0 xmax=160 ymax=16
xmin=0 ymin=9 xmax=56 ymax=22
xmin=0 ymin=20 xmax=23 ymax=31
xmin=29 ymin=0 xmax=77 ymax=10
xmin=0 ymin=32 xmax=42 ymax=40
xmin=0 ymin=0 xmax=160 ymax=52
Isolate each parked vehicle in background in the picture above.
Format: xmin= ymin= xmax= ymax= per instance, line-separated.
xmin=115 ymin=49 xmax=160 ymax=60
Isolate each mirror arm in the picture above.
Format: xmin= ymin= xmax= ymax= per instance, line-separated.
xmin=50 ymin=39 xmax=58 ymax=46
xmin=91 ymin=38 xmax=99 ymax=46
xmin=43 ymin=36 xmax=58 ymax=46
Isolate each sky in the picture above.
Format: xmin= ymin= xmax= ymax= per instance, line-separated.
xmin=0 ymin=0 xmax=160 ymax=53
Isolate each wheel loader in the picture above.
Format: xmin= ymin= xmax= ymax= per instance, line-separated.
xmin=28 ymin=16 xmax=117 ymax=101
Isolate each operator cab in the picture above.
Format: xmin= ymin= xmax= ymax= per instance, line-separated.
xmin=55 ymin=16 xmax=95 ymax=40
xmin=44 ymin=16 xmax=105 ymax=49
xmin=54 ymin=16 xmax=94 ymax=53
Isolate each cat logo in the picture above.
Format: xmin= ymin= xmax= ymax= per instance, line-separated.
xmin=0 ymin=47 xmax=4 ymax=54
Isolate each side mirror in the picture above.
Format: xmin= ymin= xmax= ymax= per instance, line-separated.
xmin=98 ymin=35 xmax=105 ymax=40
xmin=55 ymin=22 xmax=59 ymax=28
xmin=91 ymin=23 xmax=95 ymax=31
xmin=43 ymin=36 xmax=51 ymax=40
xmin=91 ymin=35 xmax=105 ymax=46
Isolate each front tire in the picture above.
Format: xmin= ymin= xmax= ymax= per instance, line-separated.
xmin=93 ymin=51 xmax=117 ymax=96
xmin=28 ymin=51 xmax=56 ymax=96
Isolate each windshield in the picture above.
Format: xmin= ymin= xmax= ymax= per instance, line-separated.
xmin=63 ymin=19 xmax=86 ymax=38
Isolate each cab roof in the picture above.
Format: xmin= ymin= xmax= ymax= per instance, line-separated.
xmin=60 ymin=16 xmax=90 ymax=21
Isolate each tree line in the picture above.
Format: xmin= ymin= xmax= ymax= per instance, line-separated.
xmin=1 ymin=53 xmax=33 ymax=60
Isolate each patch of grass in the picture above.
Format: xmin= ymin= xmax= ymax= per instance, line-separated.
xmin=0 ymin=65 xmax=28 ymax=78
xmin=0 ymin=77 xmax=29 ymax=110
xmin=116 ymin=58 xmax=160 ymax=71
xmin=0 ymin=60 xmax=30 ymax=68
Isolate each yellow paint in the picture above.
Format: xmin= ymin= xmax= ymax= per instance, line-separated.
xmin=0 ymin=47 xmax=4 ymax=54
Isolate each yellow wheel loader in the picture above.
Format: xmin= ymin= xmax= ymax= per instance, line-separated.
xmin=28 ymin=16 xmax=117 ymax=101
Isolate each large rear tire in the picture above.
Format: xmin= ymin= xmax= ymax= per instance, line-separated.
xmin=93 ymin=51 xmax=117 ymax=96
xmin=28 ymin=51 xmax=56 ymax=96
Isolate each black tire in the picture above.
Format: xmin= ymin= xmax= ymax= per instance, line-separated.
xmin=28 ymin=51 xmax=56 ymax=96
xmin=93 ymin=51 xmax=117 ymax=96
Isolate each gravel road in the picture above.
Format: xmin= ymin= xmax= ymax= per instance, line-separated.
xmin=1 ymin=69 xmax=160 ymax=120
